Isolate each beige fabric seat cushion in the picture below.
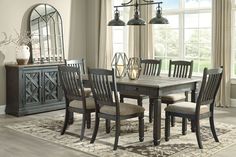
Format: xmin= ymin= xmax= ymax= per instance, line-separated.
xmin=162 ymin=93 xmax=186 ymax=102
xmin=164 ymin=102 xmax=209 ymax=115
xmin=100 ymin=103 xmax=145 ymax=116
xmin=69 ymin=97 xmax=95 ymax=109
xmin=84 ymin=88 xmax=92 ymax=97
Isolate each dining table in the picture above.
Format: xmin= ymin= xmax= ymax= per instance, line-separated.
xmin=115 ymin=75 xmax=201 ymax=145
xmin=83 ymin=75 xmax=201 ymax=146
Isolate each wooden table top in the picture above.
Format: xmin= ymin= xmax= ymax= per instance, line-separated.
xmin=116 ymin=76 xmax=201 ymax=88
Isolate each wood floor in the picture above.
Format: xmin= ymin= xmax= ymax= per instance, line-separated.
xmin=0 ymin=102 xmax=236 ymax=157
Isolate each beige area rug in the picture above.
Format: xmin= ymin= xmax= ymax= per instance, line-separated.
xmin=5 ymin=113 xmax=236 ymax=157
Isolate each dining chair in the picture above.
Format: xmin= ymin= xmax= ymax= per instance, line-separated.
xmin=119 ymin=59 xmax=162 ymax=123
xmin=65 ymin=59 xmax=86 ymax=74
xmin=58 ymin=65 xmax=95 ymax=140
xmin=152 ymin=60 xmax=193 ymax=125
xmin=164 ymin=66 xmax=223 ymax=149
xmin=88 ymin=68 xmax=145 ymax=150
xmin=65 ymin=59 xmax=92 ymax=127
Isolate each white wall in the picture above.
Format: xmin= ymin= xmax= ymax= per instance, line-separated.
xmin=0 ymin=0 xmax=72 ymax=106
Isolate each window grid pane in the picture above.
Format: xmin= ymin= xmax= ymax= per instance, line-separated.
xmin=153 ymin=0 xmax=212 ymax=75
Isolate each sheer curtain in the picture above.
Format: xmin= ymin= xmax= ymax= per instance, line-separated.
xmin=212 ymin=0 xmax=232 ymax=107
xmin=98 ymin=0 xmax=113 ymax=68
xmin=128 ymin=1 xmax=153 ymax=58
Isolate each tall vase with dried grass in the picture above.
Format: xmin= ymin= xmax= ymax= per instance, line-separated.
xmin=0 ymin=31 xmax=32 ymax=65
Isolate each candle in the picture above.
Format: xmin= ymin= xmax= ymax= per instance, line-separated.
xmin=129 ymin=68 xmax=138 ymax=80
xmin=116 ymin=64 xmax=124 ymax=77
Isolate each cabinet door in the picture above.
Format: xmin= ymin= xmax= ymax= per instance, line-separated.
xmin=42 ymin=68 xmax=62 ymax=103
xmin=23 ymin=70 xmax=42 ymax=105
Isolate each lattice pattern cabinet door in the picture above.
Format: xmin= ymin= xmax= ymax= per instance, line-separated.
xmin=42 ymin=68 xmax=63 ymax=103
xmin=23 ymin=70 xmax=42 ymax=105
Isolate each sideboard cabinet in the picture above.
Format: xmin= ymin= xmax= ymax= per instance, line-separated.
xmin=5 ymin=63 xmax=65 ymax=116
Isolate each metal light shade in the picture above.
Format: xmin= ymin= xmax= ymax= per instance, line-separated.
xmin=149 ymin=3 xmax=169 ymax=24
xmin=127 ymin=9 xmax=146 ymax=25
xmin=108 ymin=9 xmax=125 ymax=26
xmin=149 ymin=13 xmax=169 ymax=24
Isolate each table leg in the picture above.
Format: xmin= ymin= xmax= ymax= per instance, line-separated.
xmin=153 ymin=97 xmax=161 ymax=146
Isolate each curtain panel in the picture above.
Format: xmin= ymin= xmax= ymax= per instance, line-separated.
xmin=212 ymin=0 xmax=232 ymax=107
xmin=98 ymin=0 xmax=113 ymax=69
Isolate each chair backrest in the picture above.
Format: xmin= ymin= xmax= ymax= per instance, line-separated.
xmin=196 ymin=66 xmax=223 ymax=112
xmin=88 ymin=68 xmax=119 ymax=110
xmin=168 ymin=60 xmax=193 ymax=78
xmin=140 ymin=59 xmax=162 ymax=76
xmin=58 ymin=65 xmax=85 ymax=103
xmin=65 ymin=59 xmax=86 ymax=74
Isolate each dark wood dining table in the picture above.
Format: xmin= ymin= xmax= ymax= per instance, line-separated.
xmin=83 ymin=75 xmax=201 ymax=146
xmin=115 ymin=75 xmax=201 ymax=145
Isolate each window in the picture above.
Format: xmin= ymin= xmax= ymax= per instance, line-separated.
xmin=111 ymin=0 xmax=129 ymax=57
xmin=153 ymin=0 xmax=212 ymax=75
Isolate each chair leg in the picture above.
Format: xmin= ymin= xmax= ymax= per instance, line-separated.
xmin=61 ymin=109 xmax=69 ymax=135
xmin=114 ymin=119 xmax=120 ymax=150
xmin=120 ymin=95 xmax=124 ymax=103
xmin=191 ymin=120 xmax=196 ymax=132
xmin=182 ymin=118 xmax=187 ymax=135
xmin=90 ymin=113 xmax=100 ymax=143
xmin=137 ymin=97 xmax=143 ymax=106
xmin=105 ymin=119 xmax=111 ymax=133
xmin=86 ymin=113 xmax=91 ymax=129
xmin=149 ymin=98 xmax=153 ymax=123
xmin=165 ymin=112 xmax=170 ymax=141
xmin=195 ymin=119 xmax=203 ymax=149
xmin=209 ymin=116 xmax=219 ymax=142
xmin=68 ymin=112 xmax=74 ymax=125
xmin=168 ymin=103 xmax=175 ymax=127
xmin=139 ymin=113 xmax=144 ymax=142
xmin=171 ymin=116 xmax=175 ymax=127
xmin=80 ymin=114 xmax=86 ymax=141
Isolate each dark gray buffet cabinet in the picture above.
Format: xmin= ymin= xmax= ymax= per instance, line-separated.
xmin=5 ymin=63 xmax=65 ymax=116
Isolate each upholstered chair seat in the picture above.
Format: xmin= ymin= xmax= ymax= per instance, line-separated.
xmin=100 ymin=103 xmax=145 ymax=116
xmin=164 ymin=102 xmax=209 ymax=115
xmin=162 ymin=93 xmax=186 ymax=104
xmin=84 ymin=88 xmax=92 ymax=97
xmin=70 ymin=98 xmax=95 ymax=109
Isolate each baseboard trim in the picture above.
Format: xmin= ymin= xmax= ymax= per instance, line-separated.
xmin=0 ymin=105 xmax=5 ymax=115
xmin=231 ymin=99 xmax=236 ymax=107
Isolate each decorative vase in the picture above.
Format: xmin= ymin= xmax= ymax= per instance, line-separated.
xmin=16 ymin=45 xmax=30 ymax=65
xmin=127 ymin=57 xmax=141 ymax=80
xmin=111 ymin=52 xmax=128 ymax=78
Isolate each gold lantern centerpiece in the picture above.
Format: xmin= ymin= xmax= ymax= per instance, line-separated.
xmin=127 ymin=57 xmax=141 ymax=80
xmin=111 ymin=52 xmax=128 ymax=78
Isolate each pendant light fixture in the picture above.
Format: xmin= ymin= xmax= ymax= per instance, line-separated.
xmin=108 ymin=0 xmax=168 ymax=26
xmin=108 ymin=7 xmax=126 ymax=26
xmin=149 ymin=2 xmax=169 ymax=24
xmin=127 ymin=1 xmax=146 ymax=25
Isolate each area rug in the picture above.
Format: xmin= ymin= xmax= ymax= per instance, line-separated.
xmin=5 ymin=114 xmax=236 ymax=157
